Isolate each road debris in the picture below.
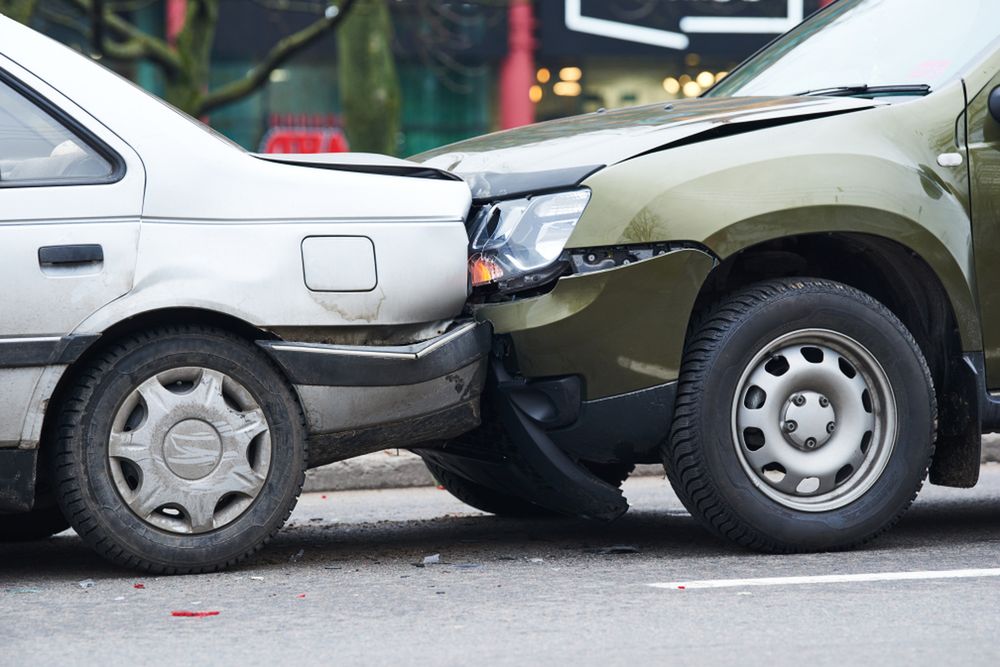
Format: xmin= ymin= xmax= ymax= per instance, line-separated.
xmin=588 ymin=545 xmax=640 ymax=555
xmin=413 ymin=553 xmax=449 ymax=568
xmin=77 ymin=579 xmax=95 ymax=589
xmin=5 ymin=588 xmax=41 ymax=594
xmin=133 ymin=583 xmax=145 ymax=589
xmin=529 ymin=558 xmax=545 ymax=563
xmin=289 ymin=549 xmax=305 ymax=563
xmin=171 ymin=610 xmax=220 ymax=618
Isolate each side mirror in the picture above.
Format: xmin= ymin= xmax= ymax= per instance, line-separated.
xmin=990 ymin=86 xmax=1000 ymax=124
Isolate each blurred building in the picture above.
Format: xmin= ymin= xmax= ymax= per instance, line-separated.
xmin=119 ymin=0 xmax=835 ymax=155
xmin=530 ymin=0 xmax=834 ymax=121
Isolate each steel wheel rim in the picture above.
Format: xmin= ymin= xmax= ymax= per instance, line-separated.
xmin=108 ymin=366 xmax=271 ymax=534
xmin=731 ymin=328 xmax=897 ymax=512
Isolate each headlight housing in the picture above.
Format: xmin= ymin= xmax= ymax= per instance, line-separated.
xmin=468 ymin=189 xmax=591 ymax=293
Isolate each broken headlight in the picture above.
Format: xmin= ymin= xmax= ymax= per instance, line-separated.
xmin=468 ymin=189 xmax=591 ymax=294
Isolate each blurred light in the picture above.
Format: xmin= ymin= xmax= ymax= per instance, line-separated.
xmin=554 ymin=81 xmax=582 ymax=97
xmin=682 ymin=81 xmax=702 ymax=97
xmin=716 ymin=71 xmax=729 ymax=80
xmin=269 ymin=69 xmax=289 ymax=83
xmin=537 ymin=68 xmax=551 ymax=84
xmin=697 ymin=71 xmax=716 ymax=88
xmin=529 ymin=85 xmax=543 ymax=103
xmin=559 ymin=67 xmax=583 ymax=82
xmin=662 ymin=77 xmax=680 ymax=95
xmin=679 ymin=74 xmax=692 ymax=85
xmin=685 ymin=53 xmax=701 ymax=67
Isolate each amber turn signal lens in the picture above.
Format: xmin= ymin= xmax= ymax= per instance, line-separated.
xmin=469 ymin=254 xmax=503 ymax=287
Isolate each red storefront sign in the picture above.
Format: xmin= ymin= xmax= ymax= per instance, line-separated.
xmin=260 ymin=114 xmax=350 ymax=154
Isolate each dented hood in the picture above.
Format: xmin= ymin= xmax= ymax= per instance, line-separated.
xmin=414 ymin=96 xmax=876 ymax=200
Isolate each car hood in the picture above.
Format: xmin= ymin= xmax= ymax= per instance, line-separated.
xmin=414 ymin=96 xmax=877 ymax=200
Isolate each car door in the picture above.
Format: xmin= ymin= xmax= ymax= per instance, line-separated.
xmin=966 ymin=50 xmax=1000 ymax=386
xmin=0 ymin=56 xmax=144 ymax=340
xmin=0 ymin=56 xmax=143 ymax=448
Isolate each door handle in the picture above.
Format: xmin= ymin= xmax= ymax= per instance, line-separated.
xmin=38 ymin=244 xmax=104 ymax=267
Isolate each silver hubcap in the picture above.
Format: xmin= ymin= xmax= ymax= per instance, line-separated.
xmin=108 ymin=367 xmax=271 ymax=534
xmin=732 ymin=329 xmax=897 ymax=512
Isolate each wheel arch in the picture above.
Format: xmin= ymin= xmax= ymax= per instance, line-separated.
xmin=689 ymin=231 xmax=981 ymax=487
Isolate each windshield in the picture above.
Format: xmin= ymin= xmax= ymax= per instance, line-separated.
xmin=708 ymin=0 xmax=1000 ymax=98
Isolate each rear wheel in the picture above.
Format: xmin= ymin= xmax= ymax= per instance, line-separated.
xmin=664 ymin=278 xmax=935 ymax=552
xmin=52 ymin=326 xmax=306 ymax=573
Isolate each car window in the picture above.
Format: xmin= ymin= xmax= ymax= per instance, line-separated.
xmin=0 ymin=78 xmax=113 ymax=185
xmin=707 ymin=0 xmax=1000 ymax=99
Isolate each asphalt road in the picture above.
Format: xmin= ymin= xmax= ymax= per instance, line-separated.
xmin=3 ymin=466 xmax=1000 ymax=666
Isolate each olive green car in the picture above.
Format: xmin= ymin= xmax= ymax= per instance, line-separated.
xmin=414 ymin=0 xmax=1000 ymax=552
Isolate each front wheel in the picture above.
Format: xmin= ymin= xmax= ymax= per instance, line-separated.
xmin=52 ymin=326 xmax=307 ymax=573
xmin=664 ymin=278 xmax=935 ymax=552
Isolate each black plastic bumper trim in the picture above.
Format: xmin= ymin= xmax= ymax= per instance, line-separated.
xmin=0 ymin=448 xmax=37 ymax=513
xmin=546 ymin=382 xmax=676 ymax=466
xmin=0 ymin=334 xmax=101 ymax=368
xmin=496 ymin=372 xmax=676 ymax=466
xmin=258 ymin=321 xmax=492 ymax=387
xmin=416 ymin=358 xmax=632 ymax=522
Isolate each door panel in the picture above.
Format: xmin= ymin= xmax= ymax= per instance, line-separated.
xmin=967 ymin=65 xmax=1000 ymax=384
xmin=0 ymin=56 xmax=144 ymax=338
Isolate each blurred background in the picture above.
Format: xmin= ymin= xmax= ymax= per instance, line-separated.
xmin=1 ymin=0 xmax=834 ymax=156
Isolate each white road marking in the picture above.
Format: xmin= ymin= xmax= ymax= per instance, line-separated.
xmin=649 ymin=568 xmax=1000 ymax=590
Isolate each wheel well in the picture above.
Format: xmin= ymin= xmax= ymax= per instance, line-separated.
xmin=92 ymin=308 xmax=277 ymax=346
xmin=691 ymin=232 xmax=978 ymax=487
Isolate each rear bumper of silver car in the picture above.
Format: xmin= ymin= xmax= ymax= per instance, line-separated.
xmin=257 ymin=321 xmax=491 ymax=468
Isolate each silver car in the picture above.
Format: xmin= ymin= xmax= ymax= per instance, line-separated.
xmin=0 ymin=16 xmax=488 ymax=572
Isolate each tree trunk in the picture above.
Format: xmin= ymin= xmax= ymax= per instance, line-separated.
xmin=337 ymin=0 xmax=401 ymax=155
xmin=165 ymin=0 xmax=218 ymax=116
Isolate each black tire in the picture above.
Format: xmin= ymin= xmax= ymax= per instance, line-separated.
xmin=0 ymin=505 xmax=70 ymax=543
xmin=664 ymin=278 xmax=935 ymax=552
xmin=425 ymin=458 xmax=552 ymax=517
xmin=51 ymin=326 xmax=307 ymax=573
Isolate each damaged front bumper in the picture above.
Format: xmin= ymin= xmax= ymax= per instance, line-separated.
xmin=258 ymin=321 xmax=492 ymax=468
xmin=415 ymin=248 xmax=717 ymax=521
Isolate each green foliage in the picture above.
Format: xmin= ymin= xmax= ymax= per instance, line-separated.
xmin=0 ymin=0 xmax=39 ymax=24
xmin=338 ymin=0 xmax=401 ymax=155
